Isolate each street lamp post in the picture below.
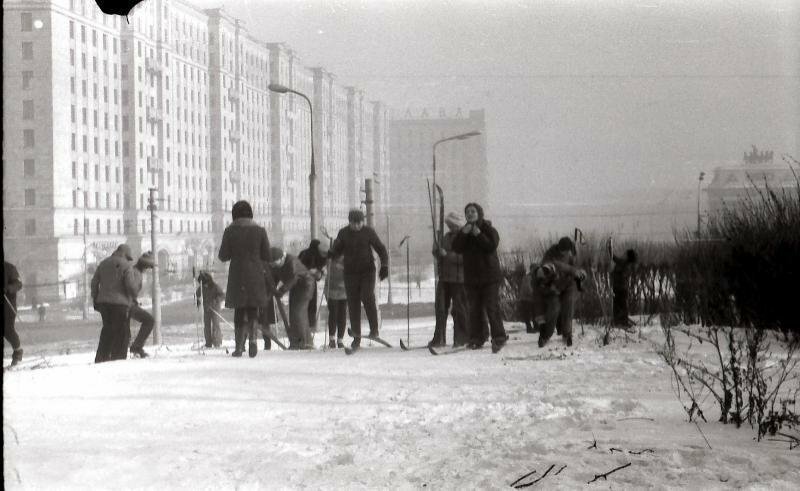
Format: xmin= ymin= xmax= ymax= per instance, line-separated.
xmin=430 ymin=131 xmax=481 ymax=301
xmin=268 ymin=83 xmax=317 ymax=240
xmin=77 ymin=186 xmax=89 ymax=320
xmin=696 ymin=171 xmax=705 ymax=237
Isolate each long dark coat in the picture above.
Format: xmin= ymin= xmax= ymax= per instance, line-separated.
xmin=218 ymin=218 xmax=271 ymax=308
xmin=451 ymin=219 xmax=502 ymax=285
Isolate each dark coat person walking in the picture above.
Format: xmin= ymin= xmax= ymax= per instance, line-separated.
xmin=218 ymin=200 xmax=271 ymax=358
xmin=298 ymin=239 xmax=327 ymax=333
xmin=92 ymin=244 xmax=137 ymax=363
xmin=451 ymin=202 xmax=508 ymax=353
xmin=430 ymin=212 xmax=468 ymax=348
xmin=196 ymin=271 xmax=225 ymax=347
xmin=4 ymin=261 xmax=24 ymax=366
xmin=328 ymin=209 xmax=389 ymax=350
xmin=268 ymin=247 xmax=315 ymax=349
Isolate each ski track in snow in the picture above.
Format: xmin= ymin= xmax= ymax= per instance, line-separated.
xmin=3 ymin=321 xmax=799 ymax=490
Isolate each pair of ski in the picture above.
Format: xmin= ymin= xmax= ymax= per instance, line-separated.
xmin=398 ymin=339 xmax=469 ymax=355
xmin=343 ymin=329 xmax=392 ymax=355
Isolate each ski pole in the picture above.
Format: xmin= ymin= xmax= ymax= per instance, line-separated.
xmin=4 ymin=294 xmax=19 ymax=318
xmin=399 ymin=236 xmax=411 ymax=347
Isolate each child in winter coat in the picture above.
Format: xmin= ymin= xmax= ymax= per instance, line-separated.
xmin=196 ymin=271 xmax=225 ymax=348
xmin=268 ymin=247 xmax=316 ymax=350
xmin=325 ymin=246 xmax=348 ymax=348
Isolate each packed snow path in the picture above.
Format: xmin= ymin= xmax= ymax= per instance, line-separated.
xmin=4 ymin=322 xmax=798 ymax=489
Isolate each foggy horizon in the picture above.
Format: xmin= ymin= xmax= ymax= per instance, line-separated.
xmin=193 ymin=0 xmax=799 ymax=209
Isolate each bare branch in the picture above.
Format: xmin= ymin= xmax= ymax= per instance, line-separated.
xmin=587 ymin=462 xmax=632 ymax=484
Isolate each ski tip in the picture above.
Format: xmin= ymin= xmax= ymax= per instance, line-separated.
xmin=344 ymin=347 xmax=357 ymax=356
xmin=400 ymin=339 xmax=409 ymax=351
xmin=428 ymin=346 xmax=439 ymax=355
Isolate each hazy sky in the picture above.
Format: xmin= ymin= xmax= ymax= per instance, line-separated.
xmin=192 ymin=0 xmax=799 ymax=205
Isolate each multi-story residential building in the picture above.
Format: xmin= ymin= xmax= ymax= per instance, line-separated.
xmin=2 ymin=0 xmax=389 ymax=302
xmin=387 ymin=108 xmax=488 ymax=250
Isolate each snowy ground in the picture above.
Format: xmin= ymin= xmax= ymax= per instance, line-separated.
xmin=3 ymin=319 xmax=799 ymax=490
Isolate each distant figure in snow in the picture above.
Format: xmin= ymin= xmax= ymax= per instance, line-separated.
xmin=430 ymin=211 xmax=467 ymax=348
xmin=324 ymin=241 xmax=348 ymax=349
xmin=609 ymin=241 xmax=638 ymax=328
xmin=298 ymin=239 xmax=328 ymax=333
xmin=534 ymin=237 xmax=586 ymax=348
xmin=4 ymin=261 xmax=24 ymax=367
xmin=196 ymin=270 xmax=225 ymax=348
xmin=92 ymin=244 xmax=137 ymax=363
xmin=267 ymin=247 xmax=315 ymax=350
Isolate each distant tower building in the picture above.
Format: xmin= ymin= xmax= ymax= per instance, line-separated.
xmin=706 ymin=146 xmax=797 ymax=216
xmin=387 ymin=108 xmax=488 ymax=248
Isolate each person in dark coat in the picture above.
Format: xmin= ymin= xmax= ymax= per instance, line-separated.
xmin=4 ymin=261 xmax=24 ymax=366
xmin=519 ymin=263 xmax=537 ymax=333
xmin=196 ymin=270 xmax=225 ymax=348
xmin=298 ymin=239 xmax=327 ymax=333
xmin=218 ymin=200 xmax=271 ymax=358
xmin=92 ymin=244 xmax=137 ymax=363
xmin=328 ymin=209 xmax=389 ymax=350
xmin=128 ymin=252 xmax=156 ymax=358
xmin=609 ymin=244 xmax=638 ymax=328
xmin=267 ymin=247 xmax=316 ymax=349
xmin=451 ymin=202 xmax=508 ymax=353
xmin=430 ymin=211 xmax=468 ymax=348
xmin=534 ymin=237 xmax=586 ymax=347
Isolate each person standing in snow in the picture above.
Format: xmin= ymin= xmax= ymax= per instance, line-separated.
xmin=324 ymin=240 xmax=348 ymax=349
xmin=267 ymin=247 xmax=316 ymax=350
xmin=430 ymin=211 xmax=468 ymax=348
xmin=451 ymin=202 xmax=508 ymax=353
xmin=298 ymin=239 xmax=328 ymax=334
xmin=609 ymin=242 xmax=638 ymax=328
xmin=128 ymin=252 xmax=156 ymax=358
xmin=328 ymin=209 xmax=389 ymax=350
xmin=4 ymin=261 xmax=24 ymax=367
xmin=196 ymin=271 xmax=225 ymax=348
xmin=92 ymin=244 xmax=137 ymax=363
xmin=534 ymin=237 xmax=586 ymax=347
xmin=519 ymin=263 xmax=538 ymax=334
xmin=218 ymin=200 xmax=271 ymax=358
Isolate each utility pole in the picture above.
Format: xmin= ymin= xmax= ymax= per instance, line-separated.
xmin=364 ymin=178 xmax=375 ymax=228
xmin=696 ymin=171 xmax=705 ymax=238
xmin=148 ymin=188 xmax=162 ymax=345
xmin=81 ymin=189 xmax=89 ymax=320
xmin=386 ymin=215 xmax=392 ymax=305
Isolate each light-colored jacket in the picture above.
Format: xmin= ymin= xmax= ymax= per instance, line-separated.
xmin=325 ymin=256 xmax=347 ymax=300
xmin=91 ymin=252 xmax=137 ymax=306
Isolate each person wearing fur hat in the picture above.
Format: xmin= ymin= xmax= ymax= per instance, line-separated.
xmin=430 ymin=211 xmax=468 ymax=348
xmin=218 ymin=200 xmax=272 ymax=358
xmin=128 ymin=252 xmax=156 ymax=358
xmin=196 ymin=270 xmax=225 ymax=348
xmin=298 ymin=239 xmax=328 ymax=334
xmin=534 ymin=236 xmax=586 ymax=347
xmin=92 ymin=244 xmax=137 ymax=363
xmin=328 ymin=208 xmax=389 ymax=350
xmin=451 ymin=203 xmax=508 ymax=353
xmin=267 ymin=246 xmax=315 ymax=349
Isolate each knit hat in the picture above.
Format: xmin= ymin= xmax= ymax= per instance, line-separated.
xmin=348 ymin=209 xmax=365 ymax=224
xmin=115 ymin=244 xmax=134 ymax=261
xmin=269 ymin=247 xmax=286 ymax=264
xmin=231 ymin=200 xmax=253 ymax=220
xmin=444 ymin=212 xmax=464 ymax=229
xmin=557 ymin=236 xmax=576 ymax=255
xmin=137 ymin=251 xmax=155 ymax=269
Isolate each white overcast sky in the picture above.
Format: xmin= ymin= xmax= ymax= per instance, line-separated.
xmin=189 ymin=0 xmax=799 ymax=205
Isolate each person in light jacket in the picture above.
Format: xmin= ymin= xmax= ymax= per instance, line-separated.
xmin=92 ymin=244 xmax=137 ymax=363
xmin=430 ymin=212 xmax=468 ymax=348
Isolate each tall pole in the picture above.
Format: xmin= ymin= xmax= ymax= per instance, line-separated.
xmin=268 ymin=84 xmax=318 ymax=239
xmin=386 ymin=215 xmax=392 ymax=305
xmin=696 ymin=171 xmax=705 ymax=238
xmin=82 ymin=190 xmax=89 ymax=320
xmin=149 ymin=188 xmax=162 ymax=345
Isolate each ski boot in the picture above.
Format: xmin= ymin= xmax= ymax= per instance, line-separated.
xmin=329 ymin=339 xmax=337 ymax=349
xmin=130 ymin=346 xmax=149 ymax=358
xmin=337 ymin=339 xmax=345 ymax=349
xmin=10 ymin=349 xmax=23 ymax=367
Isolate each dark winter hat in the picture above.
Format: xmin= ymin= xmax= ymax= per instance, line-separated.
xmin=114 ymin=244 xmax=134 ymax=261
xmin=464 ymin=202 xmax=485 ymax=221
xmin=557 ymin=237 xmax=576 ymax=255
xmin=269 ymin=247 xmax=285 ymax=263
xmin=348 ymin=209 xmax=365 ymax=223
xmin=137 ymin=251 xmax=155 ymax=269
xmin=308 ymin=239 xmax=321 ymax=250
xmin=626 ymin=249 xmax=638 ymax=263
xmin=231 ymin=200 xmax=253 ymax=220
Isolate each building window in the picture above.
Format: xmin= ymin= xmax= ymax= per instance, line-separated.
xmin=25 ymin=219 xmax=36 ymax=236
xmin=22 ymin=100 xmax=34 ymax=120
xmin=70 ymin=49 xmax=75 ymax=66
xmin=23 ymin=159 xmax=35 ymax=177
xmin=23 ymin=71 xmax=33 ymax=89
xmin=23 ymin=129 xmax=35 ymax=147
xmin=22 ymin=42 xmax=34 ymax=60
xmin=21 ymin=13 xmax=33 ymax=31
xmin=81 ymin=25 xmax=85 ymax=43
xmin=24 ymin=189 xmax=36 ymax=206
xmin=71 ymin=105 xmax=76 ymax=123
xmin=70 ymin=21 xmax=75 ymax=38
xmin=70 ymin=77 xmax=75 ymax=94
xmin=74 ymin=219 xmax=79 ymax=235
